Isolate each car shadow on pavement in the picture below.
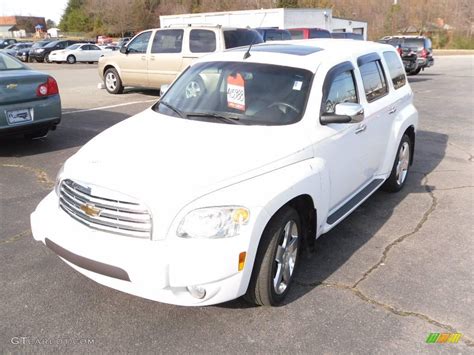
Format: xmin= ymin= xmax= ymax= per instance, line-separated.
xmin=407 ymin=77 xmax=432 ymax=83
xmin=122 ymin=88 xmax=161 ymax=96
xmin=220 ymin=129 xmax=448 ymax=309
xmin=0 ymin=109 xmax=131 ymax=158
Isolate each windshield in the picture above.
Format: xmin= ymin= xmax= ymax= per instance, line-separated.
xmin=0 ymin=53 xmax=26 ymax=70
xmin=224 ymin=30 xmax=263 ymax=49
xmin=67 ymin=44 xmax=81 ymax=50
xmin=154 ymin=61 xmax=313 ymax=126
xmin=32 ymin=41 xmax=49 ymax=49
xmin=45 ymin=41 xmax=60 ymax=48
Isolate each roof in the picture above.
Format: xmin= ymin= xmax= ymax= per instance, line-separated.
xmin=194 ymin=39 xmax=392 ymax=73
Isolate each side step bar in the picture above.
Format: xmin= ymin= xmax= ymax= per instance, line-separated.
xmin=327 ymin=178 xmax=385 ymax=225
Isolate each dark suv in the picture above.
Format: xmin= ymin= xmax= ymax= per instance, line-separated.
xmin=380 ymin=36 xmax=433 ymax=75
xmin=29 ymin=40 xmax=80 ymax=63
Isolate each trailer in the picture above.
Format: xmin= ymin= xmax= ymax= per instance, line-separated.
xmin=159 ymin=8 xmax=368 ymax=40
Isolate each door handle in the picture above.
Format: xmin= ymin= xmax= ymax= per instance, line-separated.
xmin=388 ymin=107 xmax=397 ymax=114
xmin=355 ymin=124 xmax=367 ymax=134
xmin=150 ymin=56 xmax=155 ymax=61
xmin=141 ymin=55 xmax=146 ymax=61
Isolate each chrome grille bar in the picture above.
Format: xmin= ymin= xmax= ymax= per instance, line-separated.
xmin=59 ymin=179 xmax=152 ymax=239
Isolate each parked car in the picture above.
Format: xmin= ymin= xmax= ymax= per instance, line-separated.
xmin=1 ymin=42 xmax=33 ymax=57
xmin=289 ymin=28 xmax=331 ymax=39
xmin=331 ymin=32 xmax=364 ymax=40
xmin=98 ymin=25 xmax=263 ymax=94
xmin=99 ymin=44 xmax=120 ymax=51
xmin=0 ymin=38 xmax=17 ymax=49
xmin=29 ymin=40 xmax=80 ymax=63
xmin=16 ymin=40 xmax=52 ymax=62
xmin=0 ymin=53 xmax=61 ymax=139
xmin=50 ymin=43 xmax=105 ymax=64
xmin=254 ymin=27 xmax=291 ymax=41
xmin=379 ymin=36 xmax=433 ymax=75
xmin=32 ymin=39 xmax=417 ymax=306
xmin=378 ymin=39 xmax=419 ymax=75
xmin=117 ymin=37 xmax=131 ymax=47
xmin=97 ymin=35 xmax=113 ymax=45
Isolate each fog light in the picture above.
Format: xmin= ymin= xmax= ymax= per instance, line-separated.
xmin=187 ymin=285 xmax=206 ymax=299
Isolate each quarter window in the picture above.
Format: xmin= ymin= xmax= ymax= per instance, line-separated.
xmin=324 ymin=70 xmax=358 ymax=113
xmin=190 ymin=30 xmax=216 ymax=53
xmin=127 ymin=31 xmax=152 ymax=54
xmin=383 ymin=51 xmax=406 ymax=89
xmin=359 ymin=60 xmax=388 ymax=102
xmin=151 ymin=30 xmax=183 ymax=54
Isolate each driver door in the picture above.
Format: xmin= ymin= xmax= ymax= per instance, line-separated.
xmin=119 ymin=31 xmax=152 ymax=86
xmin=312 ymin=63 xmax=370 ymax=211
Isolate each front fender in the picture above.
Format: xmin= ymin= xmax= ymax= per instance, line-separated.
xmin=165 ymin=158 xmax=326 ymax=294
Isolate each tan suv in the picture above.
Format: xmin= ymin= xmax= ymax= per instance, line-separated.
xmin=98 ymin=25 xmax=262 ymax=94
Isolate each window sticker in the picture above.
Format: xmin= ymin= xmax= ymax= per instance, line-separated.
xmin=293 ymin=80 xmax=303 ymax=91
xmin=227 ymin=73 xmax=245 ymax=111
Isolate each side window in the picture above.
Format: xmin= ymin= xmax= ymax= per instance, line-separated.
xmin=324 ymin=70 xmax=358 ymax=113
xmin=190 ymin=29 xmax=216 ymax=53
xmin=383 ymin=51 xmax=406 ymax=89
xmin=359 ymin=60 xmax=388 ymax=102
xmin=90 ymin=45 xmax=101 ymax=50
xmin=81 ymin=45 xmax=90 ymax=50
xmin=151 ymin=30 xmax=183 ymax=54
xmin=127 ymin=31 xmax=152 ymax=54
xmin=57 ymin=42 xmax=66 ymax=49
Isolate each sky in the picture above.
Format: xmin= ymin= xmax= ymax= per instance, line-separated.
xmin=0 ymin=0 xmax=68 ymax=24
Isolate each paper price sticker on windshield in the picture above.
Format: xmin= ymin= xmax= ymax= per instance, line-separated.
xmin=227 ymin=73 xmax=245 ymax=111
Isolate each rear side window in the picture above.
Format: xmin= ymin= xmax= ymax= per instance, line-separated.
xmin=151 ymin=30 xmax=183 ymax=53
xmin=324 ymin=70 xmax=358 ymax=113
xmin=224 ymin=29 xmax=262 ymax=49
xmin=127 ymin=31 xmax=152 ymax=54
xmin=309 ymin=29 xmax=331 ymax=38
xmin=383 ymin=51 xmax=406 ymax=89
xmin=289 ymin=30 xmax=304 ymax=39
xmin=359 ymin=60 xmax=388 ymax=102
xmin=190 ymin=29 xmax=216 ymax=53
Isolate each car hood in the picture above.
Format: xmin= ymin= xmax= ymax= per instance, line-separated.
xmin=64 ymin=108 xmax=313 ymax=233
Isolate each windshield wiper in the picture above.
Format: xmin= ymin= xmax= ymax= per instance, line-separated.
xmin=159 ymin=101 xmax=187 ymax=119
xmin=186 ymin=112 xmax=243 ymax=125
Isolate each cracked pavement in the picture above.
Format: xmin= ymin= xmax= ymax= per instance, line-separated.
xmin=0 ymin=57 xmax=473 ymax=353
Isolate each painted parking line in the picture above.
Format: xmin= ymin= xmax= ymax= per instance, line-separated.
xmin=63 ymin=99 xmax=158 ymax=115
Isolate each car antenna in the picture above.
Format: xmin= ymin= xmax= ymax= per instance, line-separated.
xmin=243 ymin=12 xmax=267 ymax=60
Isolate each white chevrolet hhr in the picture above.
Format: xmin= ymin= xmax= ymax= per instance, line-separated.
xmin=31 ymin=40 xmax=418 ymax=306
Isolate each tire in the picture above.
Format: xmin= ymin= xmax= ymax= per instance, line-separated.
xmin=67 ymin=55 xmax=76 ymax=64
xmin=184 ymin=76 xmax=205 ymax=99
xmin=24 ymin=128 xmax=49 ymax=140
xmin=245 ymin=206 xmax=302 ymax=306
xmin=382 ymin=134 xmax=411 ymax=192
xmin=88 ymin=61 xmax=94 ymax=64
xmin=104 ymin=68 xmax=124 ymax=94
xmin=412 ymin=67 xmax=422 ymax=75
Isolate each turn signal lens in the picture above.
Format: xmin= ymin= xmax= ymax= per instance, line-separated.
xmin=232 ymin=208 xmax=250 ymax=224
xmin=238 ymin=252 xmax=246 ymax=271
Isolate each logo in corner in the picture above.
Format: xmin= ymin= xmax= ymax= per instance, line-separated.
xmin=6 ymin=83 xmax=18 ymax=90
xmin=80 ymin=203 xmax=101 ymax=217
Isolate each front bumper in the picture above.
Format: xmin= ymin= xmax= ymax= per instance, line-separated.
xmin=29 ymin=52 xmax=46 ymax=61
xmin=49 ymin=53 xmax=67 ymax=62
xmin=31 ymin=192 xmax=263 ymax=306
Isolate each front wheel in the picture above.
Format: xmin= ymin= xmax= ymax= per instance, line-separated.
xmin=104 ymin=68 xmax=124 ymax=94
xmin=67 ymin=55 xmax=76 ymax=64
xmin=382 ymin=134 xmax=411 ymax=192
xmin=245 ymin=206 xmax=301 ymax=306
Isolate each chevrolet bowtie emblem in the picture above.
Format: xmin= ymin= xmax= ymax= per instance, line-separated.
xmin=80 ymin=203 xmax=101 ymax=217
xmin=6 ymin=83 xmax=18 ymax=89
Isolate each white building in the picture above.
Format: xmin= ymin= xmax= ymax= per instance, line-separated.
xmin=160 ymin=8 xmax=368 ymax=39
xmin=47 ymin=27 xmax=60 ymax=38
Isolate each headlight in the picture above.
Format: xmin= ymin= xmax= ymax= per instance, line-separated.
xmin=177 ymin=206 xmax=250 ymax=239
xmin=54 ymin=164 xmax=65 ymax=196
xmin=36 ymin=48 xmax=45 ymax=53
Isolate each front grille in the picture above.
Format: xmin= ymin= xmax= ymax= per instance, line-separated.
xmin=59 ymin=179 xmax=152 ymax=239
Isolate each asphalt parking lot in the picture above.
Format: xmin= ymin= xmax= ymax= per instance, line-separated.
xmin=0 ymin=57 xmax=473 ymax=353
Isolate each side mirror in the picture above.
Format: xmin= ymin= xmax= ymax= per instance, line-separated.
xmin=320 ymin=103 xmax=364 ymax=124
xmin=120 ymin=46 xmax=128 ymax=54
xmin=160 ymin=84 xmax=170 ymax=96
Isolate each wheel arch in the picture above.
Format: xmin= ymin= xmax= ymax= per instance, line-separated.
xmin=404 ymin=125 xmax=416 ymax=165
